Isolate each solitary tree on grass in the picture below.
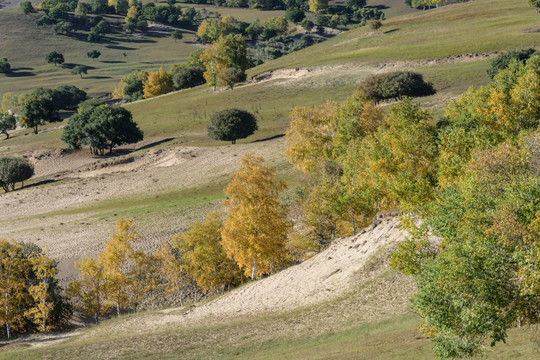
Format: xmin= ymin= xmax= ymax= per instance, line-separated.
xmin=87 ymin=50 xmax=101 ymax=60
xmin=0 ymin=113 xmax=16 ymax=139
xmin=72 ymin=65 xmax=88 ymax=78
xmin=45 ymin=51 xmax=64 ymax=66
xmin=207 ymin=108 xmax=257 ymax=144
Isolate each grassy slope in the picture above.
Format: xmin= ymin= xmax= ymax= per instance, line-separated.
xmin=0 ymin=6 xmax=284 ymax=98
xmin=0 ymin=0 xmax=537 ymax=256
xmin=0 ymin=269 xmax=537 ymax=360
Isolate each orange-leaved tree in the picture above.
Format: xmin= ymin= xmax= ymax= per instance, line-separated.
xmin=221 ymin=153 xmax=291 ymax=280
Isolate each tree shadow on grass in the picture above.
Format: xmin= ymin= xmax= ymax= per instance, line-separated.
xmin=251 ymin=134 xmax=285 ymax=143
xmin=100 ymin=60 xmax=126 ymax=64
xmin=5 ymin=68 xmax=36 ymax=77
xmin=137 ymin=137 xmax=175 ymax=151
xmin=371 ymin=5 xmax=389 ymax=10
xmin=384 ymin=28 xmax=399 ymax=34
xmin=23 ymin=179 xmax=58 ymax=190
xmin=62 ymin=63 xmax=96 ymax=70
xmin=106 ymin=44 xmax=138 ymax=51
xmin=84 ymin=75 xmax=112 ymax=79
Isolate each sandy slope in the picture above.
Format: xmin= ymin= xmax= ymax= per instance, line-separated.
xmin=80 ymin=212 xmax=425 ymax=339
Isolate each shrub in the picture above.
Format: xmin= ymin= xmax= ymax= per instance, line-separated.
xmin=208 ymin=108 xmax=257 ymax=144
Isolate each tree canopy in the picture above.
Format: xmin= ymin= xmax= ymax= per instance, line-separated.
xmin=20 ymin=91 xmax=61 ymax=134
xmin=62 ymin=103 xmax=143 ymax=155
xmin=0 ymin=157 xmax=34 ymax=192
xmin=45 ymin=51 xmax=64 ymax=66
xmin=0 ymin=113 xmax=16 ymax=139
xmin=207 ymin=108 xmax=258 ymax=144
xmin=221 ymin=153 xmax=291 ymax=280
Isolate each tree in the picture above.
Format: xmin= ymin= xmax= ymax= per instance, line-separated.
xmin=285 ymin=102 xmax=338 ymax=173
xmin=61 ymin=98 xmax=103 ymax=150
xmin=83 ymin=105 xmax=143 ymax=155
xmin=20 ymin=91 xmax=60 ymax=134
xmin=0 ymin=157 xmax=34 ymax=192
xmin=529 ymin=0 xmax=540 ymax=12
xmin=486 ymin=48 xmax=537 ymax=80
xmin=221 ymin=153 xmax=291 ymax=280
xmin=98 ymin=219 xmax=139 ymax=316
xmin=0 ymin=113 xmax=16 ymax=139
xmin=143 ymin=67 xmax=173 ymax=98
xmin=66 ymin=257 xmax=108 ymax=324
xmin=300 ymin=18 xmax=314 ymax=31
xmin=87 ymin=50 xmax=101 ymax=60
xmin=308 ymin=0 xmax=328 ymax=13
xmin=392 ymin=135 xmax=540 ymax=358
xmin=45 ymin=51 xmax=64 ymax=66
xmin=172 ymin=66 xmax=205 ymax=90
xmin=52 ymin=85 xmax=87 ymax=110
xmin=25 ymin=254 xmax=58 ymax=333
xmin=217 ymin=67 xmax=246 ymax=89
xmin=172 ymin=212 xmax=244 ymax=293
xmin=114 ymin=70 xmax=149 ymax=101
xmin=207 ymin=108 xmax=258 ymax=144
xmin=201 ymin=35 xmax=249 ymax=91
xmin=0 ymin=58 xmax=11 ymax=73
xmin=20 ymin=1 xmax=34 ymax=14
xmin=0 ymin=240 xmax=29 ymax=339
xmin=71 ymin=65 xmax=88 ymax=78
xmin=171 ymin=30 xmax=183 ymax=42
xmin=285 ymin=8 xmax=305 ymax=23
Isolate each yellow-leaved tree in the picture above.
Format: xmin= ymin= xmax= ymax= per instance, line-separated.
xmin=172 ymin=212 xmax=244 ymax=293
xmin=25 ymin=254 xmax=57 ymax=333
xmin=221 ymin=153 xmax=291 ymax=280
xmin=98 ymin=218 xmax=138 ymax=317
xmin=66 ymin=257 xmax=108 ymax=324
xmin=0 ymin=240 xmax=29 ymax=339
xmin=285 ymin=102 xmax=339 ymax=173
xmin=143 ymin=67 xmax=174 ymax=98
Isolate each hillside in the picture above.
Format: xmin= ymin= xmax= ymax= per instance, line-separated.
xmin=1 ymin=214 xmax=536 ymax=359
xmin=0 ymin=1 xmax=538 ymax=358
xmin=0 ymin=0 xmax=538 ymax=281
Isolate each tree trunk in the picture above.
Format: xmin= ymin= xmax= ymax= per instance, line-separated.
xmin=350 ymin=208 xmax=356 ymax=236
xmin=232 ymin=139 xmax=236 ymax=144
xmin=34 ymin=125 xmax=38 ymax=134
xmin=5 ymin=292 xmax=11 ymax=340
xmin=331 ymin=223 xmax=336 ymax=242
xmin=251 ymin=256 xmax=257 ymax=281
xmin=116 ymin=303 xmax=121 ymax=317
xmin=109 ymin=143 xmax=114 ymax=155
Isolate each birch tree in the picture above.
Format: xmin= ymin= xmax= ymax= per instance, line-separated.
xmin=221 ymin=154 xmax=291 ymax=280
